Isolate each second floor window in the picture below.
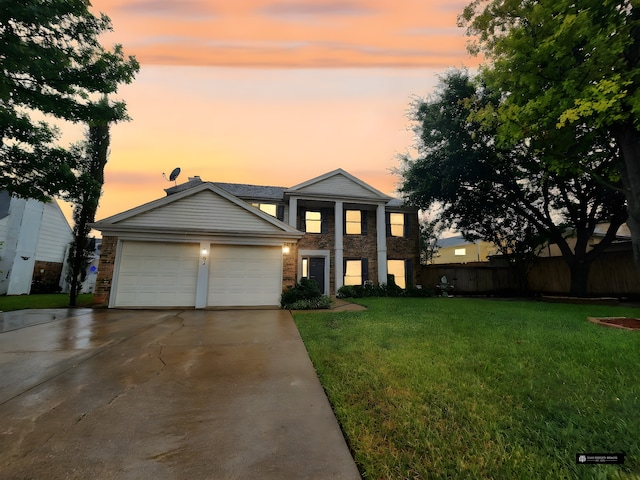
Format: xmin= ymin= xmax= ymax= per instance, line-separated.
xmin=345 ymin=210 xmax=361 ymax=235
xmin=305 ymin=210 xmax=322 ymax=233
xmin=389 ymin=213 xmax=405 ymax=237
xmin=253 ymin=203 xmax=277 ymax=217
xmin=252 ymin=203 xmax=284 ymax=221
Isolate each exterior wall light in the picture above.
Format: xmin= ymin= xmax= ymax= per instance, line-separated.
xmin=282 ymin=245 xmax=290 ymax=254
xmin=201 ymin=249 xmax=208 ymax=264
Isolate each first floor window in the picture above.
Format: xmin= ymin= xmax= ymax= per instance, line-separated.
xmin=387 ymin=260 xmax=406 ymax=289
xmin=344 ymin=258 xmax=368 ymax=286
xmin=454 ymin=248 xmax=466 ymax=256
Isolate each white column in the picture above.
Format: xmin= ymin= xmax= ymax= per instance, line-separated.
xmin=335 ymin=200 xmax=344 ymax=292
xmin=377 ymin=204 xmax=387 ymax=284
xmin=289 ymin=197 xmax=298 ymax=228
xmin=194 ymin=241 xmax=210 ymax=309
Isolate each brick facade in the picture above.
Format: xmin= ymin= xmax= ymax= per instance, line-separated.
xmin=296 ymin=206 xmax=336 ymax=294
xmin=294 ymin=206 xmax=420 ymax=294
xmin=282 ymin=241 xmax=299 ymax=290
xmin=386 ymin=214 xmax=421 ymax=287
xmin=343 ymin=209 xmax=379 ymax=286
xmin=94 ymin=235 xmax=117 ymax=307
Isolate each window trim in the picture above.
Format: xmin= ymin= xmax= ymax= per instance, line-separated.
xmin=388 ymin=212 xmax=404 ymax=237
xmin=305 ymin=210 xmax=322 ymax=234
xmin=344 ymin=209 xmax=367 ymax=235
xmin=387 ymin=259 xmax=406 ymax=289
xmin=386 ymin=211 xmax=413 ymax=238
xmin=300 ymin=207 xmax=329 ymax=234
xmin=251 ymin=203 xmax=285 ymax=221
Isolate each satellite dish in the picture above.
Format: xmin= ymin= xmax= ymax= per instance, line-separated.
xmin=162 ymin=167 xmax=181 ymax=185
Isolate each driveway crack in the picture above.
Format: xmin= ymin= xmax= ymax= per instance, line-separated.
xmin=157 ymin=345 xmax=167 ymax=367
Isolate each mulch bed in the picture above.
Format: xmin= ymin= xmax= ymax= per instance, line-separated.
xmin=588 ymin=317 xmax=640 ymax=330
xmin=543 ymin=296 xmax=620 ymax=305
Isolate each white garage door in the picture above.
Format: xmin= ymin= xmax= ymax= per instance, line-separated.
xmin=208 ymin=245 xmax=282 ymax=307
xmin=114 ymin=242 xmax=199 ymax=307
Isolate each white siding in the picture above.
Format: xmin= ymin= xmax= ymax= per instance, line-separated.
xmin=116 ymin=190 xmax=283 ymax=233
xmin=0 ymin=215 xmax=8 ymax=256
xmin=296 ymin=174 xmax=377 ymax=198
xmin=35 ymin=201 xmax=73 ymax=262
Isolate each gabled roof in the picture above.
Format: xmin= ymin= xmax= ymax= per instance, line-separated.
xmin=92 ymin=182 xmax=302 ymax=239
xmin=286 ymin=168 xmax=392 ymax=202
xmin=160 ymin=169 xmax=404 ymax=205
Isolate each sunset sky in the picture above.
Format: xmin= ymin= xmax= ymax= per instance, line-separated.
xmin=63 ymin=0 xmax=479 ymax=222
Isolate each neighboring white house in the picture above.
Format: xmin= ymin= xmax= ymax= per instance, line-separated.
xmin=0 ymin=191 xmax=73 ymax=295
xmin=60 ymin=237 xmax=102 ymax=294
xmin=432 ymin=236 xmax=498 ymax=264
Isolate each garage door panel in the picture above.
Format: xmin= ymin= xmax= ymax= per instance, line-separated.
xmin=208 ymin=245 xmax=282 ymax=307
xmin=114 ymin=242 xmax=199 ymax=307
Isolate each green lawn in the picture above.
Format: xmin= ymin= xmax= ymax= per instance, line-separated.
xmin=0 ymin=293 xmax=94 ymax=311
xmin=293 ymin=297 xmax=640 ymax=480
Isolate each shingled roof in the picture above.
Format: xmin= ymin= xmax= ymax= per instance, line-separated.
xmin=165 ymin=175 xmax=406 ymax=206
xmin=214 ymin=182 xmax=286 ymax=201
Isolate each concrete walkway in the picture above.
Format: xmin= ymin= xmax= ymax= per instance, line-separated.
xmin=0 ymin=308 xmax=361 ymax=480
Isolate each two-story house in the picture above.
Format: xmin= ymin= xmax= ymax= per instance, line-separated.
xmin=91 ymin=169 xmax=419 ymax=308
xmin=0 ymin=190 xmax=73 ymax=295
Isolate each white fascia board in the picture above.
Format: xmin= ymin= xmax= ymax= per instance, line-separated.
xmin=286 ymin=168 xmax=392 ymax=201
xmin=107 ymin=232 xmax=299 ymax=247
xmin=287 ymin=193 xmax=391 ymax=205
xmin=96 ymin=226 xmax=304 ymax=241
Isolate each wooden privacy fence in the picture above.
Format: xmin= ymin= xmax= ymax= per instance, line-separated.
xmin=420 ymin=248 xmax=640 ymax=298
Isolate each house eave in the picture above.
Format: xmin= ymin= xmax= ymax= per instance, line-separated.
xmin=285 ymin=191 xmax=392 ymax=203
xmin=90 ymin=224 xmax=304 ymax=240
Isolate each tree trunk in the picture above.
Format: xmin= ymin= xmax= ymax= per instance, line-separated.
xmin=69 ymin=123 xmax=110 ymax=307
xmin=613 ymin=121 xmax=640 ymax=273
xmin=567 ymin=259 xmax=591 ymax=297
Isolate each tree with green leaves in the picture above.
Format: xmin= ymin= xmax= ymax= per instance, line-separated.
xmin=67 ymin=112 xmax=110 ymax=306
xmin=399 ymin=69 xmax=627 ymax=296
xmin=419 ymin=216 xmax=441 ymax=265
xmin=459 ymin=0 xmax=640 ymax=269
xmin=1 ymin=0 xmax=138 ymax=201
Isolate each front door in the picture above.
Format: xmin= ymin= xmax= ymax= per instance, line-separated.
xmin=309 ymin=257 xmax=326 ymax=294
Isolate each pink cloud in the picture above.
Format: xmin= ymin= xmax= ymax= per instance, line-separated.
xmin=259 ymin=1 xmax=376 ymax=18
xmin=116 ymin=0 xmax=216 ymax=17
xmin=93 ymin=0 xmax=477 ymax=68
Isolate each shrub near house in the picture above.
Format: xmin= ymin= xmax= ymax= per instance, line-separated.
xmin=337 ymin=280 xmax=432 ymax=299
xmin=281 ymin=278 xmax=332 ymax=310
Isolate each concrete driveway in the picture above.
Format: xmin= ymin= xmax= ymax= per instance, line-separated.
xmin=0 ymin=308 xmax=361 ymax=480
